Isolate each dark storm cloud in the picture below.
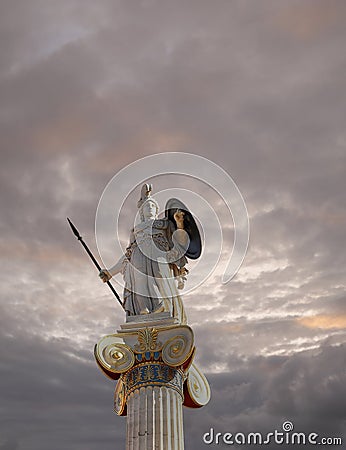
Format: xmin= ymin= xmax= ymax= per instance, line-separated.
xmin=185 ymin=344 xmax=346 ymax=450
xmin=1 ymin=0 xmax=346 ymax=448
xmin=0 ymin=309 xmax=125 ymax=450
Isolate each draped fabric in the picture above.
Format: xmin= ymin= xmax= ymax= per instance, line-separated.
xmin=121 ymin=218 xmax=187 ymax=324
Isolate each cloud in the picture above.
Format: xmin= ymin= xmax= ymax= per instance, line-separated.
xmin=0 ymin=323 xmax=125 ymax=450
xmin=298 ymin=314 xmax=346 ymax=330
xmin=185 ymin=344 xmax=346 ymax=449
xmin=1 ymin=0 xmax=346 ymax=448
xmin=274 ymin=0 xmax=346 ymax=41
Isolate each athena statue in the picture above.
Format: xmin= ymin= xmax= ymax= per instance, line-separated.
xmin=99 ymin=184 xmax=201 ymax=324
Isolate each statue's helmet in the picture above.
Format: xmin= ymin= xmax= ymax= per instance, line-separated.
xmin=137 ymin=184 xmax=159 ymax=219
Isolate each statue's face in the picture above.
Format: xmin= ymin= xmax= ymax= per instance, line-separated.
xmin=142 ymin=200 xmax=157 ymax=220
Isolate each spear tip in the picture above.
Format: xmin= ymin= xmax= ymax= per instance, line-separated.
xmin=67 ymin=217 xmax=81 ymax=239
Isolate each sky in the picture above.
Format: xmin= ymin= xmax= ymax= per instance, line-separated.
xmin=1 ymin=0 xmax=346 ymax=449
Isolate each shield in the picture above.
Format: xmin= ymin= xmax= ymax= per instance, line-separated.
xmin=165 ymin=198 xmax=202 ymax=259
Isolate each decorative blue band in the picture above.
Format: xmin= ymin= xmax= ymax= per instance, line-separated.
xmin=123 ymin=362 xmax=184 ymax=399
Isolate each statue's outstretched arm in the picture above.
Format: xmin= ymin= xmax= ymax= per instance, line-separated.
xmin=99 ymin=228 xmax=135 ymax=283
xmin=108 ymin=255 xmax=126 ymax=276
xmin=99 ymin=255 xmax=126 ymax=282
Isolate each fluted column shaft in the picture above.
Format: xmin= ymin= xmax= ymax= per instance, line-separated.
xmin=126 ymin=385 xmax=184 ymax=450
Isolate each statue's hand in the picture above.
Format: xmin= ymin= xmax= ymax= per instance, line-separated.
xmin=174 ymin=209 xmax=185 ymax=229
xmin=99 ymin=269 xmax=112 ymax=283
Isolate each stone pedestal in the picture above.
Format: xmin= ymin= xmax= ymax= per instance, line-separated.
xmin=94 ymin=315 xmax=210 ymax=450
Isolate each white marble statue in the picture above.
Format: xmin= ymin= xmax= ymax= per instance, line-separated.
xmin=99 ymin=184 xmax=192 ymax=323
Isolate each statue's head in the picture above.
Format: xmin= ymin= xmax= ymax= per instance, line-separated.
xmin=137 ymin=184 xmax=159 ymax=221
xmin=140 ymin=199 xmax=159 ymax=220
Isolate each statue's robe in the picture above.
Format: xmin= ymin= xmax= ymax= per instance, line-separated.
xmin=121 ymin=218 xmax=188 ymax=323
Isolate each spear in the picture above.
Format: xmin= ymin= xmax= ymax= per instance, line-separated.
xmin=67 ymin=217 xmax=124 ymax=309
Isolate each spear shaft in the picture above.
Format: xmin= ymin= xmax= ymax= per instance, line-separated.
xmin=67 ymin=218 xmax=124 ymax=309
